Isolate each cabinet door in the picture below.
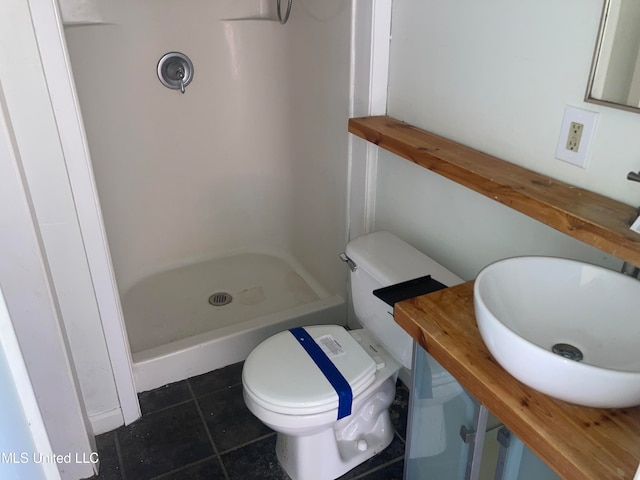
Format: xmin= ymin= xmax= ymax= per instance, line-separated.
xmin=406 ymin=344 xmax=562 ymax=480
xmin=405 ymin=344 xmax=480 ymax=479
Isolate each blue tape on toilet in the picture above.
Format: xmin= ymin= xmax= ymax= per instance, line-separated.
xmin=289 ymin=327 xmax=353 ymax=420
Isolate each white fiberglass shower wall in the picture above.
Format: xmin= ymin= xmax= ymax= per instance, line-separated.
xmin=64 ymin=0 xmax=350 ymax=391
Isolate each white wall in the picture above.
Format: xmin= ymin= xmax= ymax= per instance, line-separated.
xmin=374 ymin=0 xmax=638 ymax=278
xmin=65 ymin=0 xmax=351 ymax=298
xmin=0 ymin=0 xmax=122 ymax=437
xmin=64 ymin=0 xmax=292 ymax=292
xmin=0 ymin=348 xmax=49 ymax=480
xmin=287 ymin=0 xmax=352 ymax=293
xmin=0 ymin=288 xmax=54 ymax=480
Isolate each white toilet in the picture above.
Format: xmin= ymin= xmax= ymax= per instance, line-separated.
xmin=242 ymin=231 xmax=464 ymax=480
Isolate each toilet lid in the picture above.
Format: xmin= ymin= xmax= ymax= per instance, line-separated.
xmin=243 ymin=325 xmax=377 ymax=415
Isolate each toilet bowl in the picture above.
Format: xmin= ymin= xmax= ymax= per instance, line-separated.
xmin=243 ymin=327 xmax=400 ymax=480
xmin=242 ymin=231 xmax=464 ymax=480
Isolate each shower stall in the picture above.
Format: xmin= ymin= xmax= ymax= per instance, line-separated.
xmin=63 ymin=0 xmax=351 ymax=392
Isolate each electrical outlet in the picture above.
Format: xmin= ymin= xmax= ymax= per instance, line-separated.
xmin=566 ymin=121 xmax=583 ymax=152
xmin=555 ymin=106 xmax=598 ymax=169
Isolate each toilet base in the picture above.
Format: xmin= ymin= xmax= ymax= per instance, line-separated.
xmin=275 ymin=378 xmax=397 ymax=480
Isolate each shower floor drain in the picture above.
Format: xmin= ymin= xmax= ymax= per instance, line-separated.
xmin=208 ymin=292 xmax=232 ymax=306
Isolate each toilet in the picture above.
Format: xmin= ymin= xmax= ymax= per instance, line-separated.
xmin=242 ymin=231 xmax=464 ymax=480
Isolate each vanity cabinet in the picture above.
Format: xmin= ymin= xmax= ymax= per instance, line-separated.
xmin=394 ymin=281 xmax=640 ymax=480
xmin=405 ymin=345 xmax=559 ymax=480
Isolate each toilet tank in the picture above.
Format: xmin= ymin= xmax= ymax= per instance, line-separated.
xmin=345 ymin=231 xmax=463 ymax=369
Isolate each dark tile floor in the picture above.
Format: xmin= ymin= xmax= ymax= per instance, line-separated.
xmin=91 ymin=362 xmax=408 ymax=480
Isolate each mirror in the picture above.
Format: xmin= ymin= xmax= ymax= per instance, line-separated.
xmin=585 ymin=0 xmax=640 ymax=113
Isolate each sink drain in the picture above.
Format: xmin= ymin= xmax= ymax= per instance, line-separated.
xmin=551 ymin=343 xmax=583 ymax=362
xmin=208 ymin=292 xmax=232 ymax=306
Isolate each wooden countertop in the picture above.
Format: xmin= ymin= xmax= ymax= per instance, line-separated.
xmin=394 ymin=282 xmax=640 ymax=480
xmin=348 ymin=116 xmax=640 ymax=267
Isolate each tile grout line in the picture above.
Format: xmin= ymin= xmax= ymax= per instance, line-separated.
xmin=352 ymin=456 xmax=405 ymax=480
xmin=113 ymin=430 xmax=127 ymax=480
xmin=148 ymin=454 xmax=220 ymax=480
xmin=190 ymin=383 xmax=243 ymax=401
xmin=140 ymin=396 xmax=194 ymax=417
xmin=188 ymin=379 xmax=231 ymax=480
xmin=215 ymin=431 xmax=277 ymax=456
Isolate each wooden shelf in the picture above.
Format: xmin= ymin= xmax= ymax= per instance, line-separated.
xmin=394 ymin=283 xmax=640 ymax=480
xmin=348 ymin=116 xmax=640 ymax=266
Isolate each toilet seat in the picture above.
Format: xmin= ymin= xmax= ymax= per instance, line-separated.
xmin=243 ymin=325 xmax=378 ymax=416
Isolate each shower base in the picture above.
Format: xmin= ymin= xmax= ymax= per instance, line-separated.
xmin=123 ymin=252 xmax=345 ymax=392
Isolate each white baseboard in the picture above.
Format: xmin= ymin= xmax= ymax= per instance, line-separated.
xmin=90 ymin=407 xmax=124 ymax=435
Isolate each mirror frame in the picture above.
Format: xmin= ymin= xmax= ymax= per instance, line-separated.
xmin=584 ymin=0 xmax=640 ymax=114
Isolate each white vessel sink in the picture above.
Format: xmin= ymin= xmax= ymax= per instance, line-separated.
xmin=474 ymin=256 xmax=640 ymax=408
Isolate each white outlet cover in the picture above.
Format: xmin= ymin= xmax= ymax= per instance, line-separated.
xmin=555 ymin=105 xmax=598 ymax=169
